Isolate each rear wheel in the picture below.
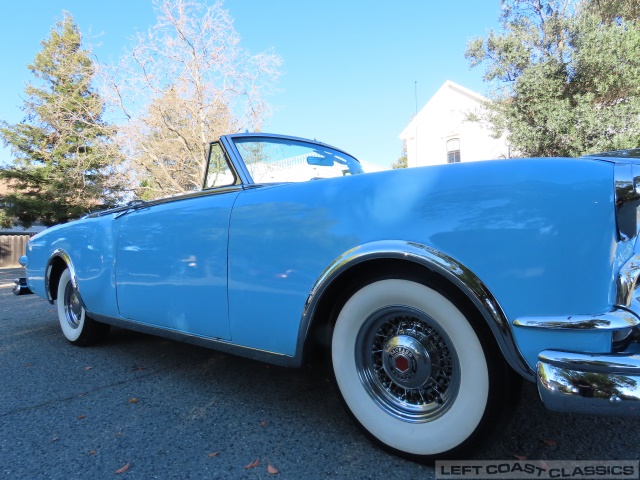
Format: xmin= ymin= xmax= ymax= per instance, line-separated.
xmin=331 ymin=277 xmax=517 ymax=461
xmin=56 ymin=268 xmax=110 ymax=346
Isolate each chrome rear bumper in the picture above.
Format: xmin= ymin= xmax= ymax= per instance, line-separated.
xmin=12 ymin=277 xmax=33 ymax=296
xmin=537 ymin=349 xmax=640 ymax=416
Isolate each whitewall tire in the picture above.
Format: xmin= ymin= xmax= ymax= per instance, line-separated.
xmin=331 ymin=278 xmax=514 ymax=460
xmin=56 ymin=268 xmax=109 ymax=346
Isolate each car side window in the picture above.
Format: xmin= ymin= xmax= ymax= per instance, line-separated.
xmin=204 ymin=142 xmax=236 ymax=189
xmin=232 ymin=137 xmax=363 ymax=183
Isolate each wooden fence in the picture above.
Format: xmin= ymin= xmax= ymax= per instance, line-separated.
xmin=0 ymin=235 xmax=30 ymax=268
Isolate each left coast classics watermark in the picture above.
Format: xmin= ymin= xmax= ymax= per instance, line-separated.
xmin=435 ymin=461 xmax=639 ymax=479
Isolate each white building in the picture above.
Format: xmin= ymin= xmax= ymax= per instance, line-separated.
xmin=399 ymin=80 xmax=510 ymax=167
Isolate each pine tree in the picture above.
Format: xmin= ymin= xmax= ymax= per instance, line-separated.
xmin=0 ymin=12 xmax=124 ymax=228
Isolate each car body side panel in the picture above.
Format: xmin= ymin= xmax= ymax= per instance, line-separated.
xmin=115 ymin=192 xmax=240 ymax=340
xmin=227 ymin=158 xmax=617 ymax=359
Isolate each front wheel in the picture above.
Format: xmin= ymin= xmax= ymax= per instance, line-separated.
xmin=331 ymin=278 xmax=517 ymax=461
xmin=56 ymin=268 xmax=110 ymax=346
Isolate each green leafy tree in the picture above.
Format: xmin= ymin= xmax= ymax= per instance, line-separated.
xmin=465 ymin=0 xmax=640 ymax=157
xmin=590 ymin=0 xmax=640 ymax=23
xmin=392 ymin=142 xmax=408 ymax=169
xmin=0 ymin=13 xmax=125 ymax=228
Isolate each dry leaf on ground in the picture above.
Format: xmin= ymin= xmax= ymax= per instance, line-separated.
xmin=115 ymin=463 xmax=130 ymax=474
xmin=208 ymin=452 xmax=219 ymax=457
xmin=540 ymin=438 xmax=558 ymax=446
xmin=128 ymin=398 xmax=138 ymax=404
xmin=268 ymin=464 xmax=279 ymax=475
xmin=244 ymin=459 xmax=260 ymax=469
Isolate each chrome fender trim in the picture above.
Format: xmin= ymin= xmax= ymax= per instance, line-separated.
xmin=300 ymin=240 xmax=534 ymax=380
xmin=44 ymin=249 xmax=79 ymax=304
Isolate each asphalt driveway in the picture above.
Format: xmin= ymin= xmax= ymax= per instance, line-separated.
xmin=1 ymin=267 xmax=639 ymax=479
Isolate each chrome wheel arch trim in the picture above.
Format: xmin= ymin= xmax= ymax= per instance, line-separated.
xmin=45 ymin=249 xmax=79 ymax=304
xmin=299 ymin=240 xmax=534 ymax=381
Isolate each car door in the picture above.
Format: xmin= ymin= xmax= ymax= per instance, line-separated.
xmin=114 ymin=188 xmax=240 ymax=340
xmin=115 ymin=143 xmax=240 ymax=340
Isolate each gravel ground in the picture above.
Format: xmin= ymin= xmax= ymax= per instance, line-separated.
xmin=1 ymin=267 xmax=639 ymax=479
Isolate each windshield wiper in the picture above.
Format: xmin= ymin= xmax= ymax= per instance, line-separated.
xmin=114 ymin=199 xmax=150 ymax=219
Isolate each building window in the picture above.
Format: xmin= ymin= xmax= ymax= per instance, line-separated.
xmin=446 ymin=138 xmax=460 ymax=163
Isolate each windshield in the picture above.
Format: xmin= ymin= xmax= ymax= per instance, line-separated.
xmin=232 ymin=137 xmax=364 ymax=183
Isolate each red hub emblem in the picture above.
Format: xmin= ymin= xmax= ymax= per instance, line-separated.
xmin=394 ymin=355 xmax=410 ymax=373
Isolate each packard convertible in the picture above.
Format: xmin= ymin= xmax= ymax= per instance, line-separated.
xmin=14 ymin=133 xmax=640 ymax=461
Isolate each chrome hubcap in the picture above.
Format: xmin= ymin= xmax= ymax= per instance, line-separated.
xmin=64 ymin=283 xmax=82 ymax=329
xmin=356 ymin=306 xmax=460 ymax=422
xmin=382 ymin=334 xmax=432 ymax=390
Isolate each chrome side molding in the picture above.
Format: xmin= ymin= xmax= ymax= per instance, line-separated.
xmin=514 ymin=308 xmax=640 ymax=330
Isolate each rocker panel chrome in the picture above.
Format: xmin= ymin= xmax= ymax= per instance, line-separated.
xmin=89 ymin=312 xmax=296 ymax=367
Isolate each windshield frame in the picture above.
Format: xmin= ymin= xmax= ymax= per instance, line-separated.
xmin=221 ymin=133 xmax=364 ymax=185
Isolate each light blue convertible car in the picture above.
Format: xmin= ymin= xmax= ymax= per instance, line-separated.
xmin=13 ymin=133 xmax=640 ymax=461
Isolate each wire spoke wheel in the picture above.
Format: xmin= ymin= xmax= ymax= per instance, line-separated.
xmin=356 ymin=306 xmax=460 ymax=422
xmin=331 ymin=277 xmax=517 ymax=461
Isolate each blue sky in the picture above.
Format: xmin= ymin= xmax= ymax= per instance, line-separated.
xmin=0 ymin=0 xmax=501 ymax=168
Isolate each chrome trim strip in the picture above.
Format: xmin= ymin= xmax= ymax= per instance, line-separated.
xmin=89 ymin=312 xmax=297 ymax=367
xmin=537 ymin=349 xmax=640 ymax=416
xmin=616 ymin=253 xmax=640 ymax=307
xmin=45 ymin=249 xmax=78 ymax=303
xmin=87 ymin=185 xmax=246 ymax=219
xmin=513 ymin=308 xmax=640 ymax=330
xmin=299 ymin=240 xmax=534 ymax=380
